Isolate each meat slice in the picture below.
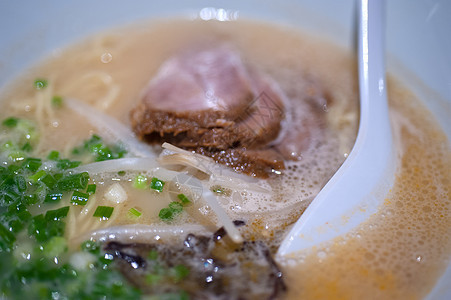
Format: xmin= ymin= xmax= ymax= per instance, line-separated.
xmin=130 ymin=46 xmax=286 ymax=151
xmin=196 ymin=147 xmax=285 ymax=178
xmin=130 ymin=46 xmax=325 ymax=177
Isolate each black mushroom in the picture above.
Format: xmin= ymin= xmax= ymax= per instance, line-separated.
xmin=104 ymin=222 xmax=286 ymax=300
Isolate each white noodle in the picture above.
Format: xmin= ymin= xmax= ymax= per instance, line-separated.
xmin=74 ymin=224 xmax=210 ymax=246
xmin=65 ymin=98 xmax=155 ymax=158
xmin=160 ymin=143 xmax=270 ymax=193
xmin=79 ymin=72 xmax=120 ymax=110
xmin=202 ymin=188 xmax=243 ymax=243
xmin=160 ymin=143 xmax=215 ymax=174
xmin=158 ymin=152 xmax=213 ymax=175
xmin=59 ymin=70 xmax=120 ymax=110
xmin=72 ymin=157 xmax=160 ymax=174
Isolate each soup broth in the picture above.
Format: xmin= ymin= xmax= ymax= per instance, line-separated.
xmin=0 ymin=19 xmax=449 ymax=299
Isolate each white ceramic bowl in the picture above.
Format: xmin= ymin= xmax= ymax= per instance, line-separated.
xmin=1 ymin=1 xmax=450 ymax=298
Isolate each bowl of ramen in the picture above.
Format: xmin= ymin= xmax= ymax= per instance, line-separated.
xmin=0 ymin=1 xmax=450 ymax=299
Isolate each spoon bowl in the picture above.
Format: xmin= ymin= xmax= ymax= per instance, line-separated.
xmin=278 ymin=0 xmax=395 ymax=257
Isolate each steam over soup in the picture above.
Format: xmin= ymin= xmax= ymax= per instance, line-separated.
xmin=0 ymin=19 xmax=450 ymax=299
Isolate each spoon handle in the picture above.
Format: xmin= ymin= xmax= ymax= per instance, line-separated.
xmin=359 ymin=0 xmax=390 ymax=147
xmin=278 ymin=0 xmax=395 ymax=256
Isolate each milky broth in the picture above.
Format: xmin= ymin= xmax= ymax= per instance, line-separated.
xmin=0 ymin=19 xmax=449 ymax=299
xmin=282 ymin=81 xmax=451 ymax=299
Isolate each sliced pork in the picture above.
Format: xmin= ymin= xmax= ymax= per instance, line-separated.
xmin=130 ymin=46 xmax=327 ymax=177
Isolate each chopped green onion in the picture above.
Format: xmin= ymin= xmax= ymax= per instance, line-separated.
xmin=8 ymin=151 xmax=26 ymax=162
xmin=128 ymin=207 xmax=142 ymax=219
xmin=28 ymin=170 xmax=47 ymax=182
xmin=22 ymin=157 xmax=42 ymax=172
xmin=117 ymin=171 xmax=126 ymax=176
xmin=93 ymin=206 xmax=114 ymax=219
xmin=21 ymin=142 xmax=33 ymax=152
xmin=0 ymin=223 xmax=16 ymax=251
xmin=158 ymin=207 xmax=174 ymax=221
xmin=84 ymin=135 xmax=126 ymax=161
xmin=177 ymin=193 xmax=191 ymax=205
xmin=51 ymin=95 xmax=64 ymax=108
xmin=99 ymin=252 xmax=115 ymax=267
xmin=86 ymin=184 xmax=97 ymax=195
xmin=71 ymin=191 xmax=89 ymax=206
xmin=168 ymin=201 xmax=183 ymax=213
xmin=133 ymin=174 xmax=148 ymax=189
xmin=54 ymin=173 xmax=63 ymax=181
xmin=159 ymin=199 xmax=185 ymax=222
xmin=28 ymin=214 xmax=65 ymax=243
xmin=80 ymin=240 xmax=100 ymax=254
xmin=57 ymin=172 xmax=89 ymax=191
xmin=56 ymin=159 xmax=81 ymax=170
xmin=45 ymin=206 xmax=69 ymax=221
xmin=33 ymin=78 xmax=48 ymax=90
xmin=14 ymin=175 xmax=27 ymax=192
xmin=24 ymin=194 xmax=39 ymax=205
xmin=40 ymin=174 xmax=56 ymax=188
xmin=71 ymin=134 xmax=127 ymax=163
xmin=44 ymin=191 xmax=63 ymax=203
xmin=2 ymin=117 xmax=19 ymax=128
xmin=150 ymin=177 xmax=165 ymax=192
xmin=43 ymin=236 xmax=67 ymax=258
xmin=47 ymin=150 xmax=60 ymax=160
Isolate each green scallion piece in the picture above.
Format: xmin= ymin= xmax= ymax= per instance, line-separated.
xmin=54 ymin=173 xmax=63 ymax=181
xmin=14 ymin=175 xmax=27 ymax=192
xmin=133 ymin=174 xmax=148 ymax=189
xmin=71 ymin=191 xmax=89 ymax=206
xmin=21 ymin=142 xmax=33 ymax=152
xmin=158 ymin=207 xmax=174 ymax=221
xmin=24 ymin=194 xmax=39 ymax=205
xmin=44 ymin=191 xmax=63 ymax=203
xmin=43 ymin=236 xmax=68 ymax=258
xmin=33 ymin=78 xmax=48 ymax=90
xmin=8 ymin=151 xmax=26 ymax=162
xmin=51 ymin=95 xmax=63 ymax=108
xmin=80 ymin=240 xmax=100 ymax=254
xmin=40 ymin=174 xmax=56 ymax=189
xmin=45 ymin=206 xmax=70 ymax=221
xmin=128 ymin=207 xmax=142 ymax=219
xmin=28 ymin=214 xmax=65 ymax=243
xmin=93 ymin=206 xmax=114 ymax=219
xmin=2 ymin=117 xmax=19 ymax=128
xmin=150 ymin=177 xmax=165 ymax=192
xmin=57 ymin=172 xmax=89 ymax=191
xmin=56 ymin=159 xmax=81 ymax=170
xmin=0 ymin=223 xmax=16 ymax=251
xmin=86 ymin=184 xmax=96 ymax=195
xmin=28 ymin=170 xmax=47 ymax=182
xmin=177 ymin=193 xmax=191 ymax=205
xmin=117 ymin=171 xmax=126 ymax=176
xmin=47 ymin=150 xmax=60 ymax=160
